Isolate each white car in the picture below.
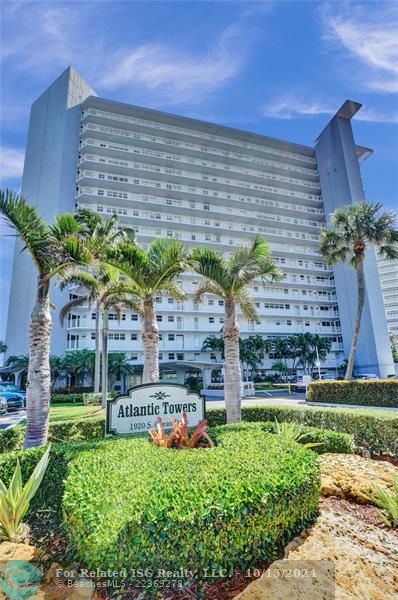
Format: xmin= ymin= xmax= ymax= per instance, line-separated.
xmin=355 ymin=374 xmax=380 ymax=380
xmin=0 ymin=396 xmax=8 ymax=415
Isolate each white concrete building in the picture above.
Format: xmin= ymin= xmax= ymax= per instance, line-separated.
xmin=378 ymin=256 xmax=398 ymax=343
xmin=5 ymin=67 xmax=395 ymax=380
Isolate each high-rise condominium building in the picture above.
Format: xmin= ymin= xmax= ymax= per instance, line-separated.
xmin=377 ymin=256 xmax=398 ymax=343
xmin=5 ymin=67 xmax=395 ymax=379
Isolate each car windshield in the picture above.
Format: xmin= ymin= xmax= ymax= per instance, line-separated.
xmin=0 ymin=385 xmax=8 ymax=392
xmin=3 ymin=384 xmax=19 ymax=391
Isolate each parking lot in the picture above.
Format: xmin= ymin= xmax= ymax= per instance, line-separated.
xmin=0 ymin=408 xmax=26 ymax=429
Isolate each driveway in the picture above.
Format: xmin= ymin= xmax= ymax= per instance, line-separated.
xmin=0 ymin=409 xmax=26 ymax=430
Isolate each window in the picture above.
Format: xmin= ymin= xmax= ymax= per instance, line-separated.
xmin=168 ymin=334 xmax=175 ymax=341
xmin=91 ymin=333 xmax=96 ymax=340
xmin=168 ymin=316 xmax=175 ymax=322
xmin=208 ymin=299 xmax=214 ymax=306
xmin=131 ymin=333 xmax=138 ymax=341
xmin=168 ymin=353 xmax=175 ymax=360
xmin=218 ymin=300 xmax=224 ymax=306
xmin=156 ymin=315 xmax=163 ymax=322
xmin=91 ymin=313 xmax=96 ymax=319
xmin=131 ymin=353 xmax=138 ymax=361
xmin=209 ymin=317 xmax=215 ymax=323
xmin=131 ymin=314 xmax=138 ymax=321
xmin=176 ymin=353 xmax=184 ymax=361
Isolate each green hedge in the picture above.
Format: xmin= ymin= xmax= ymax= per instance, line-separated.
xmin=0 ymin=416 xmax=105 ymax=454
xmin=255 ymin=422 xmax=353 ymax=454
xmin=0 ymin=440 xmax=105 ymax=515
xmin=63 ymin=426 xmax=320 ymax=584
xmin=207 ymin=406 xmax=398 ymax=455
xmin=307 ymin=380 xmax=398 ymax=408
xmin=51 ymin=393 xmax=85 ymax=404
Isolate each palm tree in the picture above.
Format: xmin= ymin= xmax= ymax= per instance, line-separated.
xmin=108 ymin=353 xmax=135 ymax=392
xmin=106 ymin=238 xmax=189 ymax=384
xmin=0 ymin=341 xmax=7 ymax=366
xmin=191 ymin=235 xmax=282 ymax=423
xmin=201 ymin=336 xmax=225 ymax=360
xmin=271 ymin=359 xmax=289 ymax=381
xmin=0 ymin=190 xmax=91 ymax=447
xmin=49 ymin=355 xmax=64 ymax=389
xmin=59 ymin=268 xmax=139 ymax=406
xmin=321 ymin=202 xmax=398 ymax=380
xmin=273 ymin=337 xmax=290 ymax=361
xmin=62 ymin=349 xmax=95 ymax=387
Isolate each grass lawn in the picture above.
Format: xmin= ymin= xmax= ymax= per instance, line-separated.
xmin=49 ymin=403 xmax=104 ymax=423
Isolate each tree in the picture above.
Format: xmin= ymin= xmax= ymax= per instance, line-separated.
xmin=49 ymin=355 xmax=64 ymax=389
xmin=201 ymin=336 xmax=224 ymax=360
xmin=107 ymin=353 xmax=135 ymax=391
xmin=271 ymin=359 xmax=289 ymax=380
xmin=272 ymin=337 xmax=290 ymax=361
xmin=0 ymin=190 xmax=92 ymax=447
xmin=62 ymin=350 xmax=95 ymax=387
xmin=106 ymin=238 xmax=189 ymax=384
xmin=240 ymin=336 xmax=271 ymax=381
xmin=60 ymin=268 xmax=139 ymax=406
xmin=192 ymin=235 xmax=282 ymax=423
xmin=0 ymin=341 xmax=7 ymax=362
xmin=321 ymin=202 xmax=398 ymax=380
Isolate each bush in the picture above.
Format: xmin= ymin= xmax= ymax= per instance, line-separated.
xmin=51 ymin=393 xmax=85 ymax=404
xmin=52 ymin=387 xmax=93 ymax=395
xmin=207 ymin=406 xmax=398 ymax=456
xmin=307 ymin=380 xmax=398 ymax=408
xmin=0 ymin=416 xmax=105 ymax=454
xmin=258 ymin=421 xmax=353 ymax=453
xmin=63 ymin=427 xmax=320 ymax=584
xmin=83 ymin=393 xmax=102 ymax=406
xmin=0 ymin=441 xmax=104 ymax=515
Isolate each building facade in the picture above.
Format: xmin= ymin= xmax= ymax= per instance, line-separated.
xmin=377 ymin=256 xmax=398 ymax=344
xmin=5 ymin=67 xmax=395 ymax=378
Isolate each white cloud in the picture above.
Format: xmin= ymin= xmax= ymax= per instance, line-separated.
xmin=0 ymin=147 xmax=24 ymax=183
xmin=262 ymin=96 xmax=398 ymax=123
xmin=323 ymin=3 xmax=398 ymax=94
xmin=101 ymin=25 xmax=245 ymax=104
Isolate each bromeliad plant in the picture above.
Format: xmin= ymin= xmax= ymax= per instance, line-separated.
xmin=274 ymin=419 xmax=322 ymax=449
xmin=0 ymin=445 xmax=51 ymax=541
xmin=149 ymin=413 xmax=215 ymax=449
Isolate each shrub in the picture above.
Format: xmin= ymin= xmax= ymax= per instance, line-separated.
xmin=0 ymin=439 xmax=106 ymax=516
xmin=207 ymin=406 xmax=398 ymax=455
xmin=0 ymin=416 xmax=105 ymax=454
xmin=83 ymin=393 xmax=102 ymax=406
xmin=51 ymin=393 xmax=85 ymax=404
xmin=307 ymin=380 xmax=398 ymax=408
xmin=63 ymin=427 xmax=320 ymax=585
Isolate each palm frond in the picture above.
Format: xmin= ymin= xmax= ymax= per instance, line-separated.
xmin=235 ymin=288 xmax=260 ymax=323
xmin=59 ymin=295 xmax=90 ymax=325
xmin=0 ymin=189 xmax=51 ymax=272
xmin=191 ymin=247 xmax=231 ymax=293
xmin=192 ymin=279 xmax=224 ymax=304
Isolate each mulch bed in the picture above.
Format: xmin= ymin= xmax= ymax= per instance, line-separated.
xmin=373 ymin=453 xmax=398 ymax=467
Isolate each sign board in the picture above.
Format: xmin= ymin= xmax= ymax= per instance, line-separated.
xmin=106 ymin=383 xmax=205 ymax=436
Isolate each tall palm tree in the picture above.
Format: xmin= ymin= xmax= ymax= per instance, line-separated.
xmin=321 ymin=202 xmax=398 ymax=380
xmin=59 ymin=269 xmax=139 ymax=406
xmin=0 ymin=190 xmax=91 ymax=447
xmin=191 ymin=235 xmax=282 ymax=423
xmin=106 ymin=238 xmax=190 ymax=384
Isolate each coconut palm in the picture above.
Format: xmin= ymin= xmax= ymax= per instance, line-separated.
xmin=60 ymin=268 xmax=139 ymax=406
xmin=62 ymin=349 xmax=95 ymax=387
xmin=0 ymin=190 xmax=91 ymax=447
xmin=201 ymin=336 xmax=225 ymax=360
xmin=191 ymin=235 xmax=282 ymax=423
xmin=106 ymin=238 xmax=190 ymax=384
xmin=321 ymin=202 xmax=398 ymax=380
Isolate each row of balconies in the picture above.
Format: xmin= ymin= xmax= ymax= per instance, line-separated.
xmin=81 ymin=109 xmax=318 ymax=168
xmin=78 ymin=151 xmax=321 ymax=193
xmin=79 ymin=134 xmax=321 ymax=201
xmin=77 ymin=154 xmax=322 ymax=205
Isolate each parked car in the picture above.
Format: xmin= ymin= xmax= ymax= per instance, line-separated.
xmin=0 ymin=396 xmax=7 ymax=415
xmin=0 ymin=384 xmax=25 ymax=411
xmin=0 ymin=383 xmax=26 ymax=405
xmin=354 ymin=374 xmax=380 ymax=380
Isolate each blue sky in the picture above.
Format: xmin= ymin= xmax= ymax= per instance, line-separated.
xmin=0 ymin=0 xmax=397 ymax=339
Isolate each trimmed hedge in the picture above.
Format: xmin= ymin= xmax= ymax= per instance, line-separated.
xmin=51 ymin=393 xmax=85 ymax=404
xmin=0 ymin=416 xmax=105 ymax=454
xmin=207 ymin=406 xmax=398 ymax=455
xmin=307 ymin=380 xmax=398 ymax=408
xmin=63 ymin=426 xmax=320 ymax=583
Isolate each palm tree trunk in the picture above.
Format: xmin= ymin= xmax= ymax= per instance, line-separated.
xmin=345 ymin=259 xmax=366 ymax=380
xmin=24 ymin=279 xmax=51 ymax=448
xmin=223 ymin=298 xmax=242 ymax=423
xmin=94 ymin=302 xmax=101 ymax=393
xmin=142 ymin=298 xmax=159 ymax=384
xmin=101 ymin=309 xmax=109 ymax=408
